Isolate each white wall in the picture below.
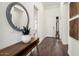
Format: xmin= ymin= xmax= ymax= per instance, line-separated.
xmin=0 ymin=2 xmax=44 ymax=49
xmin=44 ymin=4 xmax=60 ymax=37
xmin=34 ymin=2 xmax=45 ymax=43
xmin=60 ymin=3 xmax=68 ymax=44
xmin=68 ymin=37 xmax=79 ymax=56
xmin=0 ymin=2 xmax=34 ymax=49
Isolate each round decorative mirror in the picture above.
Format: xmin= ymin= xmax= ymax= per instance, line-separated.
xmin=6 ymin=2 xmax=30 ymax=35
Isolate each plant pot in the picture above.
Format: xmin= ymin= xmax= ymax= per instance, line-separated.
xmin=21 ymin=35 xmax=31 ymax=43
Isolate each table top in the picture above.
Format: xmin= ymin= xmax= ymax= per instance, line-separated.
xmin=0 ymin=38 xmax=39 ymax=56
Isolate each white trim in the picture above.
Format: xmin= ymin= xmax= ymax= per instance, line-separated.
xmin=69 ymin=15 xmax=79 ymax=21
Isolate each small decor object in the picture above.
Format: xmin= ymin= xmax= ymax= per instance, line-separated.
xmin=22 ymin=26 xmax=30 ymax=35
xmin=21 ymin=35 xmax=31 ymax=43
xmin=21 ymin=26 xmax=31 ymax=43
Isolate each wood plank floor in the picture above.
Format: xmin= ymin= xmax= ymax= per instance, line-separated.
xmin=30 ymin=37 xmax=69 ymax=56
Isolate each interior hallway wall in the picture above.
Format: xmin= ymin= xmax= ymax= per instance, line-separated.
xmin=60 ymin=3 xmax=68 ymax=44
xmin=44 ymin=4 xmax=60 ymax=37
xmin=0 ymin=2 xmax=45 ymax=49
xmin=0 ymin=2 xmax=34 ymax=49
xmin=34 ymin=2 xmax=45 ymax=44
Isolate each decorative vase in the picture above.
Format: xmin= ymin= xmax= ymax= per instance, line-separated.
xmin=21 ymin=35 xmax=31 ymax=43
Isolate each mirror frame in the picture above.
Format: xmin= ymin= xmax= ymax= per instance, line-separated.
xmin=6 ymin=2 xmax=30 ymax=32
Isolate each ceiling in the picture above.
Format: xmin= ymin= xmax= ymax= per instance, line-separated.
xmin=42 ymin=2 xmax=60 ymax=8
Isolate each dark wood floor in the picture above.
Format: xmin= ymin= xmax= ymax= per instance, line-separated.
xmin=30 ymin=37 xmax=69 ymax=56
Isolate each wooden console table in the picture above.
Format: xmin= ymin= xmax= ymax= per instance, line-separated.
xmin=0 ymin=38 xmax=39 ymax=56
